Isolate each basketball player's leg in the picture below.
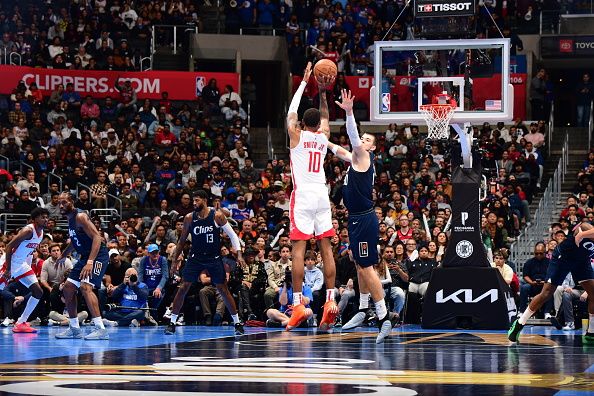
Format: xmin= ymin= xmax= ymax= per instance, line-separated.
xmin=509 ymin=263 xmax=564 ymax=342
xmin=286 ymin=239 xmax=308 ymax=330
xmin=12 ymin=274 xmax=43 ymax=333
xmin=575 ymin=266 xmax=594 ymax=343
xmin=314 ymin=195 xmax=338 ymax=330
xmin=55 ymin=280 xmax=83 ymax=339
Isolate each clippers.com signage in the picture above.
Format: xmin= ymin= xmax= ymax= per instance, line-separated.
xmin=0 ymin=65 xmax=239 ymax=100
xmin=415 ymin=0 xmax=475 ymax=17
xmin=541 ymin=35 xmax=594 ymax=58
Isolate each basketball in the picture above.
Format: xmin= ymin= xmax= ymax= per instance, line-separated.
xmin=313 ymin=59 xmax=337 ymax=80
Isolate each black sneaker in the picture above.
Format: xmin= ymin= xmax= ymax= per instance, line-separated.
xmin=234 ymin=322 xmax=245 ymax=335
xmin=507 ymin=319 xmax=524 ymax=343
xmin=164 ymin=323 xmax=176 ymax=335
xmin=266 ymin=319 xmax=282 ymax=328
xmin=549 ymin=315 xmax=563 ymax=330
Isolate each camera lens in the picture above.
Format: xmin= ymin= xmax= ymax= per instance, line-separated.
xmin=129 ymin=274 xmax=138 ymax=283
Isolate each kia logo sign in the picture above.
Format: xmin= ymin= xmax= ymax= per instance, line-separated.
xmin=559 ymin=39 xmax=573 ymax=52
xmin=436 ymin=289 xmax=499 ymax=303
xmin=415 ymin=0 xmax=474 ymax=17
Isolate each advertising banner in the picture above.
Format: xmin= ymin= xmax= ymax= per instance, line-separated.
xmin=541 ymin=35 xmax=594 ymax=58
xmin=415 ymin=0 xmax=475 ymax=17
xmin=0 ymin=65 xmax=239 ymax=101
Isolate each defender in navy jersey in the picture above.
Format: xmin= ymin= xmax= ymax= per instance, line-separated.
xmin=55 ymin=192 xmax=110 ymax=340
xmin=165 ymin=190 xmax=245 ymax=335
xmin=330 ymin=89 xmax=397 ymax=343
xmin=509 ymin=222 xmax=594 ymax=345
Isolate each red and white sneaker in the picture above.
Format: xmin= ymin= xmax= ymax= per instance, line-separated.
xmin=319 ymin=300 xmax=339 ymax=331
xmin=12 ymin=322 xmax=37 ymax=333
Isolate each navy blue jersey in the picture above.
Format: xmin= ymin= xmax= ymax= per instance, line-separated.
xmin=343 ymin=152 xmax=375 ymax=214
xmin=68 ymin=209 xmax=95 ymax=256
xmin=553 ymin=235 xmax=594 ymax=263
xmin=190 ymin=209 xmax=221 ymax=260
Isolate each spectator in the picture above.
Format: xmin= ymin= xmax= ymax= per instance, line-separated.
xmin=137 ymin=244 xmax=169 ymax=313
xmin=198 ymin=269 xmax=226 ymax=325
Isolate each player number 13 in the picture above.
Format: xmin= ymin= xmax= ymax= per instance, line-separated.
xmin=308 ymin=151 xmax=321 ymax=173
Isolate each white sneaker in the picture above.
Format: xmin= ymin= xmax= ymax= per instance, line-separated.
xmin=1 ymin=317 xmax=14 ymax=327
xmin=129 ymin=319 xmax=140 ymax=327
xmin=562 ymin=322 xmax=575 ymax=331
xmin=163 ymin=307 xmax=172 ymax=320
xmin=47 ymin=319 xmax=61 ymax=326
xmin=342 ymin=311 xmax=367 ymax=330
xmin=55 ymin=326 xmax=83 ymax=339
xmin=545 ymin=313 xmax=552 ymax=320
xmin=102 ymin=319 xmax=118 ymax=327
xmin=84 ymin=327 xmax=109 ymax=340
xmin=176 ymin=314 xmax=185 ymax=326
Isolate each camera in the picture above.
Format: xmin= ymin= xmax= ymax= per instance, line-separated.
xmin=284 ymin=269 xmax=292 ymax=288
xmin=129 ymin=274 xmax=138 ymax=283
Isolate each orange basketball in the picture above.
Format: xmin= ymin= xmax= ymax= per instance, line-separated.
xmin=313 ymin=59 xmax=337 ymax=80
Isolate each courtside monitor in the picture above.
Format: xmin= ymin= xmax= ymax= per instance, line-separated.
xmin=370 ymin=38 xmax=513 ymax=124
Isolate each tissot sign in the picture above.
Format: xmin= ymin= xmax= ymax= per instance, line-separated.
xmin=415 ymin=0 xmax=475 ymax=17
xmin=541 ymin=35 xmax=594 ymax=58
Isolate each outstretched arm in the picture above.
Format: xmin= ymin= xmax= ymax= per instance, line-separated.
xmin=328 ymin=142 xmax=352 ymax=163
xmin=287 ymin=62 xmax=312 ymax=147
xmin=335 ymin=89 xmax=369 ymax=166
xmin=215 ymin=210 xmax=244 ymax=267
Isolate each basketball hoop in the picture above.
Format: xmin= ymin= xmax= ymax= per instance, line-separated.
xmin=420 ymin=103 xmax=456 ymax=140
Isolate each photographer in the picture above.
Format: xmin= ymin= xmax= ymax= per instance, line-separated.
xmin=103 ymin=268 xmax=149 ymax=327
xmin=265 ymin=269 xmax=314 ymax=328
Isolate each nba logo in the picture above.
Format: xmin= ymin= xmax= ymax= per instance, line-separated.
xmin=381 ymin=93 xmax=390 ymax=112
xmin=359 ymin=242 xmax=369 ymax=257
xmin=195 ymin=76 xmax=206 ymax=97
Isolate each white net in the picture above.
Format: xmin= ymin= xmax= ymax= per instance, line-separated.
xmin=419 ymin=104 xmax=456 ymax=140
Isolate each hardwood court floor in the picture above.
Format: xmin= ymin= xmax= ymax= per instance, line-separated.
xmin=0 ymin=324 xmax=592 ymax=395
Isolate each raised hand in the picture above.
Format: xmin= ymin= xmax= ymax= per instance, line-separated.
xmin=334 ymin=89 xmax=355 ymax=114
xmin=302 ymin=62 xmax=313 ymax=83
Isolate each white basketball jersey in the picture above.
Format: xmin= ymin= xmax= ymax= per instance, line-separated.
xmin=290 ymin=130 xmax=328 ymax=188
xmin=11 ymin=224 xmax=43 ymax=267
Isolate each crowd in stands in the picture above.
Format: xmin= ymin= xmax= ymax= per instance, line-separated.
xmin=0 ymin=58 xmax=550 ymax=327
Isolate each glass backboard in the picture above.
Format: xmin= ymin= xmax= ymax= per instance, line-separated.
xmin=370 ymin=39 xmax=513 ymax=124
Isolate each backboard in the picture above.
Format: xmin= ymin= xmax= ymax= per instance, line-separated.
xmin=370 ymin=38 xmax=513 ymax=124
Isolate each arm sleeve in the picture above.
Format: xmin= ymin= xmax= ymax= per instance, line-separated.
xmin=157 ymin=259 xmax=169 ymax=289
xmin=289 ymin=81 xmax=307 ymax=114
xmin=346 ymin=113 xmax=362 ymax=147
xmin=221 ymin=222 xmax=241 ymax=251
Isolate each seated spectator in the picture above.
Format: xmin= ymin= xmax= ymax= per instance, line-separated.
xmin=264 ymin=245 xmax=292 ymax=308
xmin=407 ymin=245 xmax=437 ymax=299
xmin=303 ymin=250 xmax=324 ymax=317
xmin=385 ymin=244 xmax=408 ymax=318
xmin=138 ymin=244 xmax=169 ymax=309
xmin=237 ymin=248 xmax=262 ymax=320
xmin=551 ymin=273 xmax=587 ymax=331
xmin=198 ymin=269 xmax=226 ymax=325
xmin=266 ymin=270 xmax=314 ymax=328
xmin=103 ymin=268 xmax=149 ymax=327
